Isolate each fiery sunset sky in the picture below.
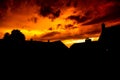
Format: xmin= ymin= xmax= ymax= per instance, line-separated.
xmin=0 ymin=0 xmax=120 ymax=47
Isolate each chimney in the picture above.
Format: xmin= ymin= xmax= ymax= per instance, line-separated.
xmin=102 ymin=23 xmax=105 ymax=32
xmin=48 ymin=40 xmax=50 ymax=43
xmin=98 ymin=23 xmax=106 ymax=42
xmin=85 ymin=37 xmax=91 ymax=43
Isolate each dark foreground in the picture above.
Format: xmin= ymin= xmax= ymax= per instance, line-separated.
xmin=1 ymin=24 xmax=120 ymax=77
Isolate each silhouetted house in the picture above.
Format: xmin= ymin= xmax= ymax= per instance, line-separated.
xmin=25 ymin=40 xmax=68 ymax=57
xmin=98 ymin=23 xmax=120 ymax=63
xmin=99 ymin=23 xmax=120 ymax=48
xmin=24 ymin=40 xmax=69 ymax=64
xmin=50 ymin=40 xmax=68 ymax=49
xmin=48 ymin=40 xmax=69 ymax=56
xmin=70 ymin=40 xmax=100 ymax=65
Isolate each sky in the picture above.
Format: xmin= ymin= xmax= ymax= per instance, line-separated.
xmin=0 ymin=0 xmax=120 ymax=47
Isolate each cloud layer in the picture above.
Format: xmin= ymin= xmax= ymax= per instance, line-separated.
xmin=0 ymin=0 xmax=120 ymax=42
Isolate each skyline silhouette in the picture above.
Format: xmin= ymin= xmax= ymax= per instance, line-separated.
xmin=0 ymin=22 xmax=120 ymax=78
xmin=0 ymin=23 xmax=120 ymax=64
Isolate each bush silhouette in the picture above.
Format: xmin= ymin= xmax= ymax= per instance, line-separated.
xmin=10 ymin=29 xmax=25 ymax=42
xmin=3 ymin=29 xmax=25 ymax=42
xmin=3 ymin=32 xmax=10 ymax=40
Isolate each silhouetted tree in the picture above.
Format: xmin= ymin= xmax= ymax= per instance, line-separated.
xmin=3 ymin=32 xmax=10 ymax=40
xmin=10 ymin=29 xmax=25 ymax=42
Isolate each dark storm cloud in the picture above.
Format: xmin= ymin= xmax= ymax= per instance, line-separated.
xmin=41 ymin=31 xmax=60 ymax=38
xmin=65 ymin=24 xmax=77 ymax=29
xmin=36 ymin=0 xmax=63 ymax=18
xmin=66 ymin=0 xmax=78 ymax=7
xmin=66 ymin=0 xmax=72 ymax=7
xmin=36 ymin=0 xmax=60 ymax=7
xmin=53 ymin=9 xmax=61 ymax=18
xmin=86 ymin=28 xmax=101 ymax=35
xmin=39 ymin=31 xmax=86 ymax=41
xmin=67 ymin=15 xmax=80 ymax=22
xmin=39 ymin=6 xmax=61 ymax=19
xmin=67 ymin=15 xmax=89 ymax=23
xmin=0 ymin=0 xmax=35 ymax=17
xmin=0 ymin=0 xmax=9 ymax=15
xmin=40 ymin=6 xmax=53 ymax=17
xmin=83 ymin=2 xmax=120 ymax=25
xmin=0 ymin=0 xmax=8 ymax=10
xmin=108 ymin=0 xmax=120 ymax=2
xmin=65 ymin=24 xmax=73 ymax=29
xmin=35 ymin=0 xmax=79 ymax=8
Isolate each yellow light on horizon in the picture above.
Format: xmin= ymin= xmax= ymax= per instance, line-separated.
xmin=62 ymin=37 xmax=99 ymax=48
